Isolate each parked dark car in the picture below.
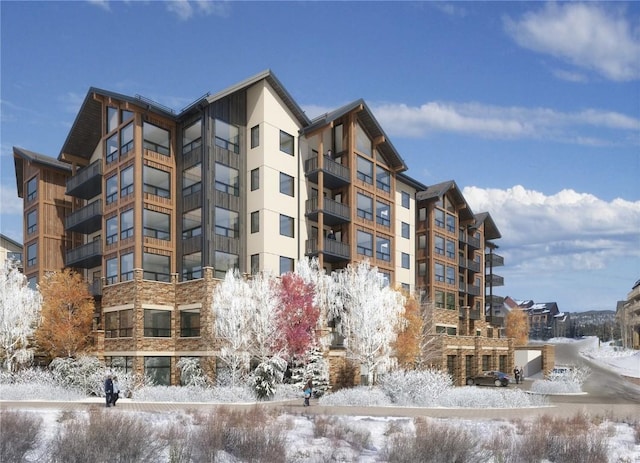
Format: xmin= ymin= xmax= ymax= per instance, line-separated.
xmin=466 ymin=371 xmax=510 ymax=387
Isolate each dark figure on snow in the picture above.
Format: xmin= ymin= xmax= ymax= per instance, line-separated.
xmin=104 ymin=375 xmax=114 ymax=407
xmin=513 ymin=367 xmax=520 ymax=384
xmin=110 ymin=376 xmax=120 ymax=406
xmin=303 ymin=379 xmax=313 ymax=407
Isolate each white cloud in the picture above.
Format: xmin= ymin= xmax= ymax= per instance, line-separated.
xmin=87 ymin=0 xmax=110 ymax=11
xmin=504 ymin=3 xmax=640 ymax=82
xmin=167 ymin=0 xmax=230 ymax=20
xmin=0 ymin=184 xmax=23 ymax=216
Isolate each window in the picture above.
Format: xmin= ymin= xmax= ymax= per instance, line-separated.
xmin=250 ymin=254 xmax=259 ymax=274
xmin=251 ymin=211 xmax=259 ymax=233
xmin=376 ymin=166 xmax=391 ymax=192
xmin=107 ymin=355 xmax=134 ymax=372
xmin=435 ymin=236 xmax=445 ymax=255
xmin=251 ymin=125 xmax=259 ymax=148
xmin=401 ymin=283 xmax=410 ymax=293
xmin=446 ymin=214 xmax=456 ymax=232
xmin=215 ymin=119 xmax=239 ymax=153
xmin=401 ymin=191 xmax=410 ymax=209
xmin=401 ymin=222 xmax=410 ymax=239
xmin=418 ymin=207 xmax=426 ymax=222
xmin=106 ymin=175 xmax=117 ymax=204
xmin=418 ymin=262 xmax=427 ymax=276
xmin=279 ymin=172 xmax=294 ymax=196
xmin=105 ymin=312 xmax=118 ymax=338
xmin=144 ymin=209 xmax=170 ymax=240
xmin=26 ymin=210 xmax=37 ymax=234
xmin=446 ymin=292 xmax=455 ymax=310
xmin=106 ymin=133 xmax=118 ymax=163
xmin=183 ymin=119 xmax=202 ymax=153
xmin=445 ymin=241 xmax=455 ymax=259
xmin=180 ymin=309 xmax=200 ymax=337
xmin=376 ymin=237 xmax=390 ymax=261
xmin=435 ymin=290 xmax=445 ymax=308
xmin=143 ymin=165 xmax=170 ymax=198
xmin=144 ymin=309 xmax=171 ymax=337
xmin=380 ymin=271 xmax=391 ymax=287
xmin=357 ymin=193 xmax=373 ymax=220
xmin=334 ymin=123 xmax=344 ymax=152
xmin=120 ymin=209 xmax=134 ymax=240
xmin=106 ymin=257 xmax=117 ymax=284
xmin=482 ymin=355 xmax=490 ymax=371
xmin=401 ymin=252 xmax=410 ymax=269
xmin=356 ymin=156 xmax=373 ymax=184
xmin=376 ymin=201 xmax=390 ymax=227
xmin=215 ymin=163 xmax=239 ymax=196
xmin=357 ymin=230 xmax=373 ymax=257
xmin=435 ymin=209 xmax=445 ymax=228
xmin=26 ymin=176 xmax=37 ymax=201
xmin=182 ymin=208 xmax=201 ymax=239
xmin=120 ymin=166 xmax=134 ymax=197
xmin=355 ymin=122 xmax=371 ymax=156
xmin=279 ymin=214 xmax=294 ymax=238
xmin=215 ymin=207 xmax=239 ymax=238
xmin=214 ymin=251 xmax=238 ymax=279
xmin=183 ymin=163 xmax=202 ymax=196
xmin=418 ymin=234 xmax=426 ymax=249
xmin=143 ymin=252 xmax=170 ymax=282
xmin=106 ymin=216 xmax=117 ymax=245
xmin=119 ymin=309 xmax=133 ymax=337
xmin=250 ymin=168 xmax=259 ymax=191
xmin=26 ymin=243 xmax=37 ymax=267
xmin=107 ymin=107 xmax=118 ymax=133
xmin=143 ymin=122 xmax=170 ymax=156
xmin=435 ymin=263 xmax=445 ymax=282
xmin=121 ymin=109 xmax=133 ymax=123
xmin=121 ymin=122 xmax=134 ymax=156
xmin=120 ymin=252 xmax=134 ymax=281
xmin=182 ymin=252 xmax=202 ymax=280
xmin=144 ymin=357 xmax=171 ymax=386
xmin=279 ymin=130 xmax=294 ymax=155
xmin=279 ymin=256 xmax=294 ymax=275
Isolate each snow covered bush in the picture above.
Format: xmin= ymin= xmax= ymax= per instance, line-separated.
xmin=177 ymin=357 xmax=210 ymax=387
xmin=251 ymin=356 xmax=287 ymax=399
xmin=440 ymin=387 xmax=549 ymax=408
xmin=531 ymin=364 xmax=591 ymax=394
xmin=49 ymin=356 xmax=104 ymax=396
xmin=0 ymin=410 xmax=43 ymax=463
xmin=378 ymin=369 xmax=453 ymax=406
xmin=319 ymin=385 xmax=393 ymax=407
xmin=0 ymin=367 xmax=84 ymax=401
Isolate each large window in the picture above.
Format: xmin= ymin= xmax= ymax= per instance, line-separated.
xmin=183 ymin=163 xmax=202 ymax=196
xmin=120 ymin=166 xmax=134 ymax=197
xmin=279 ymin=214 xmax=294 ymax=238
xmin=251 ymin=125 xmax=259 ymax=148
xmin=26 ymin=176 xmax=37 ymax=202
xmin=215 ymin=119 xmax=239 ymax=153
xmin=215 ymin=207 xmax=239 ymax=238
xmin=120 ymin=309 xmax=133 ymax=337
xmin=144 ymin=165 xmax=170 ymax=198
xmin=376 ymin=166 xmax=391 ymax=193
xmin=182 ymin=252 xmax=202 ymax=280
xmin=26 ymin=243 xmax=37 ymax=267
xmin=251 ymin=211 xmax=259 ymax=233
xmin=357 ymin=230 xmax=373 ymax=257
xmin=121 ymin=252 xmax=134 ymax=281
xmin=280 ymin=256 xmax=294 ymax=275
xmin=143 ymin=252 xmax=170 ymax=282
xmin=446 ymin=213 xmax=456 ymax=232
xmin=435 ymin=290 xmax=445 ymax=308
xmin=446 ymin=240 xmax=455 ymax=258
xmin=107 ymin=107 xmax=118 ymax=133
xmin=401 ymin=222 xmax=410 ymax=239
xmin=356 ymin=156 xmax=373 ymax=184
xmin=182 ymin=208 xmax=201 ymax=239
xmin=106 ymin=133 xmax=118 ymax=164
xmin=251 ymin=168 xmax=259 ymax=191
xmin=180 ymin=309 xmax=200 ymax=337
xmin=183 ymin=119 xmax=202 ymax=153
xmin=446 ymin=292 xmax=455 ymax=310
xmin=418 ymin=262 xmax=427 ymax=276
xmin=419 ymin=207 xmax=427 ymax=222
xmin=402 ymin=252 xmax=410 ymax=269
xmin=376 ymin=236 xmax=391 ymax=262
xmin=418 ymin=234 xmax=426 ymax=249
xmin=215 ymin=163 xmax=239 ymax=196
xmin=143 ymin=122 xmax=170 ymax=156
xmin=105 ymin=312 xmax=118 ymax=338
xmin=446 ymin=266 xmax=455 ymax=285
xmin=279 ymin=172 xmax=294 ymax=197
xmin=401 ymin=191 xmax=410 ymax=209
xmin=435 ymin=263 xmax=445 ymax=282
xmin=106 ymin=257 xmax=117 ymax=284
xmin=357 ymin=193 xmax=373 ymax=220
xmin=120 ymin=209 xmax=134 ymax=240
xmin=121 ymin=122 xmax=134 ymax=156
xmin=144 ymin=357 xmax=171 ymax=386
xmin=279 ymin=130 xmax=294 ymax=155
xmin=250 ymin=254 xmax=259 ymax=274
xmin=144 ymin=209 xmax=170 ymax=240
xmin=435 ymin=209 xmax=445 ymax=228
xmin=355 ymin=122 xmax=371 ymax=156
xmin=214 ymin=251 xmax=238 ymax=279
xmin=26 ymin=210 xmax=37 ymax=234
xmin=106 ymin=216 xmax=117 ymax=245
xmin=376 ymin=201 xmax=390 ymax=227
xmin=435 ymin=236 xmax=445 ymax=255
xmin=106 ymin=175 xmax=117 ymax=204
xmin=144 ymin=309 xmax=171 ymax=337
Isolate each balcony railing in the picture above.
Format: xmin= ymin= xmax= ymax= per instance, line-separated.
xmin=305 ymin=238 xmax=350 ymax=262
xmin=66 ymin=160 xmax=102 ymax=200
xmin=459 ymin=231 xmax=481 ymax=249
xmin=459 ymin=282 xmax=481 ymax=296
xmin=458 ymin=256 xmax=481 ymax=273
xmin=486 ymin=253 xmax=505 ymax=268
xmin=304 ymin=156 xmax=350 ymax=189
xmin=65 ymin=199 xmax=102 ymax=234
xmin=65 ymin=240 xmax=102 ymax=269
xmin=89 ymin=279 xmax=102 ymax=298
xmin=459 ymin=308 xmax=481 ymax=320
xmin=486 ymin=274 xmax=505 ymax=287
xmin=305 ymin=196 xmax=351 ymax=226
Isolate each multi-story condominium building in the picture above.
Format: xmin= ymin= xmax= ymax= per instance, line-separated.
xmin=617 ymin=279 xmax=640 ymax=349
xmin=0 ymin=233 xmax=23 ymax=270
xmin=12 ymin=70 xmax=511 ymax=386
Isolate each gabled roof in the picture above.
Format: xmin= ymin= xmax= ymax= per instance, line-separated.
xmin=415 ymin=180 xmax=475 ymax=222
xmin=14 ymin=147 xmax=71 ymax=197
xmin=474 ymin=211 xmax=502 ymax=240
xmin=303 ymin=99 xmax=407 ymax=172
xmin=0 ymin=233 xmax=22 ymax=250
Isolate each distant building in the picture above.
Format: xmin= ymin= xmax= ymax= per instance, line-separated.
xmin=617 ymin=279 xmax=640 ymax=349
xmin=0 ymin=233 xmax=23 ymax=270
xmin=516 ymin=300 xmax=568 ymax=340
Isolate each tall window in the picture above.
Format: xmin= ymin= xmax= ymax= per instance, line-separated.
xmin=446 ymin=240 xmax=455 ymax=258
xmin=446 ymin=292 xmax=455 ymax=310
xmin=418 ymin=207 xmax=427 ymax=222
xmin=435 ymin=236 xmax=445 ymax=255
xmin=334 ymin=123 xmax=344 ymax=152
xmin=215 ymin=163 xmax=239 ymax=196
xmin=356 ymin=156 xmax=373 ymax=184
xmin=144 ymin=309 xmax=171 ymax=337
xmin=106 ymin=175 xmax=117 ymax=204
xmin=105 ymin=312 xmax=118 ymax=338
xmin=435 ymin=209 xmax=445 ymax=228
xmin=376 ymin=201 xmax=390 ymax=227
xmin=251 ymin=211 xmax=259 ymax=233
xmin=26 ymin=243 xmax=37 ymax=267
xmin=357 ymin=230 xmax=373 ymax=257
xmin=401 ymin=191 xmax=410 ymax=209
xmin=214 ymin=251 xmax=238 ymax=279
xmin=26 ymin=176 xmax=37 ymax=201
xmin=446 ymin=213 xmax=456 ymax=232
xmin=107 ymin=107 xmax=118 ymax=133
xmin=376 ymin=237 xmax=390 ymax=261
xmin=121 ymin=252 xmax=134 ymax=281
xmin=435 ymin=290 xmax=445 ymax=308
xmin=26 ymin=210 xmax=37 ymax=234
xmin=143 ymin=209 xmax=170 ymax=240
xmin=182 ymin=251 xmax=202 ymax=280
xmin=446 ymin=266 xmax=455 ymax=285
xmin=121 ymin=122 xmax=134 ymax=156
xmin=215 ymin=119 xmax=239 ymax=153
xmin=355 ymin=122 xmax=371 ymax=156
xmin=120 ymin=310 xmax=133 ymax=337
xmin=418 ymin=262 xmax=427 ymax=276
xmin=279 ymin=256 xmax=294 ymax=275
xmin=143 ymin=122 xmax=170 ymax=156
xmin=180 ymin=309 xmax=200 ymax=337
xmin=376 ymin=166 xmax=391 ymax=192
xmin=106 ymin=133 xmax=118 ymax=164
xmin=279 ymin=214 xmax=294 ymax=238
xmin=183 ymin=163 xmax=202 ymax=196
xmin=144 ymin=357 xmax=170 ymax=386
xmin=251 ymin=125 xmax=259 ymax=148
xmin=402 ymin=252 xmax=410 ymax=269
xmin=250 ymin=168 xmax=259 ymax=191
xmin=435 ymin=263 xmax=445 ymax=282
xmin=279 ymin=130 xmax=294 ymax=155
xmin=106 ymin=216 xmax=118 ymax=244
xmin=215 ymin=207 xmax=239 ymax=238
xmin=121 ymin=110 xmax=133 ymax=123
xmin=143 ymin=165 xmax=170 ymax=198
xmin=143 ymin=252 xmax=170 ymax=282
xmin=120 ymin=209 xmax=134 ymax=240
xmin=120 ymin=166 xmax=134 ymax=197
xmin=279 ymin=172 xmax=294 ymax=196
xmin=357 ymin=193 xmax=373 ymax=220
xmin=183 ymin=119 xmax=202 ymax=153
xmin=182 ymin=208 xmax=201 ymax=239
xmin=106 ymin=257 xmax=117 ymax=284
xmin=401 ymin=222 xmax=410 ymax=239
xmin=250 ymin=254 xmax=259 ymax=274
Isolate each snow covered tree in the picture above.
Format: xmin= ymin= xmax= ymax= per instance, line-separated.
xmin=247 ymin=271 xmax=283 ymax=364
xmin=505 ymin=308 xmax=529 ymax=346
xmin=35 ymin=269 xmax=94 ymax=360
xmin=212 ymin=270 xmax=253 ymax=386
xmin=0 ymin=262 xmax=42 ymax=371
xmin=394 ymin=293 xmax=422 ymax=369
xmin=334 ymin=261 xmax=406 ymax=385
xmin=416 ymin=298 xmax=444 ymax=369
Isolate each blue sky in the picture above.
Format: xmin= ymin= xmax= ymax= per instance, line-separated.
xmin=1 ymin=1 xmax=639 ymax=312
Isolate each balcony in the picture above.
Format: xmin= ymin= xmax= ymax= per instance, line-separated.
xmin=486 ymin=253 xmax=505 ymax=268
xmin=89 ymin=279 xmax=102 ymax=298
xmin=459 ymin=231 xmax=481 ymax=249
xmin=458 ymin=256 xmax=481 ymax=273
xmin=459 ymin=282 xmax=481 ymax=296
xmin=304 ymin=156 xmax=350 ymax=189
xmin=305 ymin=238 xmax=350 ymax=263
xmin=66 ymin=160 xmax=102 ymax=200
xmin=305 ymin=197 xmax=351 ymax=226
xmin=65 ymin=199 xmax=102 ymax=234
xmin=65 ymin=240 xmax=102 ymax=269
xmin=459 ymin=308 xmax=481 ymax=320
xmin=486 ymin=274 xmax=505 ymax=287
xmin=486 ymin=294 xmax=505 ymax=305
